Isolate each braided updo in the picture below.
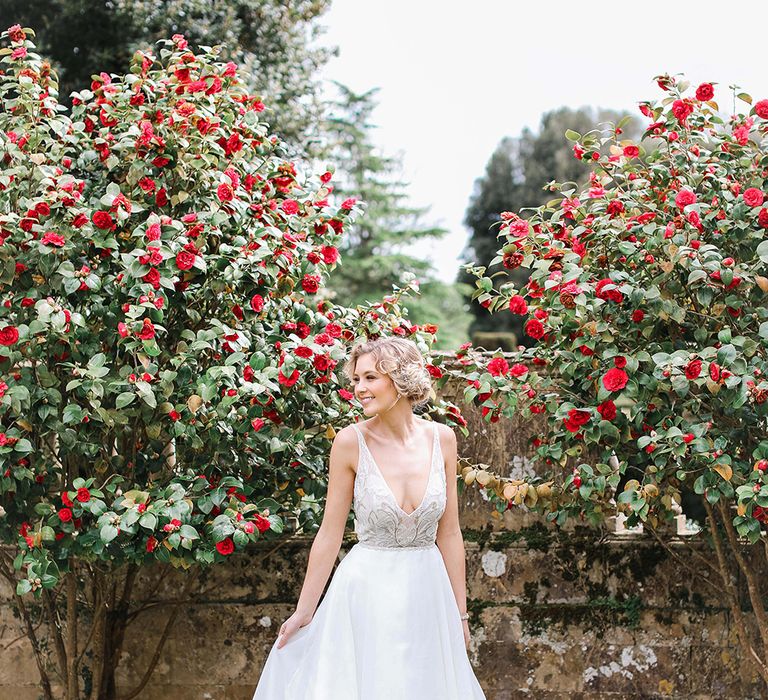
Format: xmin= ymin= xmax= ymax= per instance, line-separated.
xmin=343 ymin=336 xmax=434 ymax=409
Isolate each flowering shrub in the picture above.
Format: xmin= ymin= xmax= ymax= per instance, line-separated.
xmin=0 ymin=25 xmax=467 ymax=699
xmin=456 ymin=75 xmax=768 ymax=681
xmin=0 ymin=27 xmax=456 ymax=595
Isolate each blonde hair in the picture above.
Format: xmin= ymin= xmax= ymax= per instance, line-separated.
xmin=343 ymin=336 xmax=433 ymax=409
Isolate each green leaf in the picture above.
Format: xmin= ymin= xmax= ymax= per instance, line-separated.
xmin=180 ymin=524 xmax=199 ymax=540
xmin=564 ymin=129 xmax=581 ymax=142
xmin=139 ymin=513 xmax=157 ymax=530
xmin=115 ymin=392 xmax=135 ymax=409
xmin=16 ymin=579 xmax=32 ymax=596
xmin=100 ymin=524 xmax=118 ymax=543
xmin=757 ymin=240 xmax=768 ymax=263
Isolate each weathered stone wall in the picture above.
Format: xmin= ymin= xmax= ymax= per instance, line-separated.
xmin=1 ymin=368 xmax=765 ymax=698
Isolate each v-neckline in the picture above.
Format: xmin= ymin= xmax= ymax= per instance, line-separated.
xmin=358 ymin=423 xmax=437 ymax=517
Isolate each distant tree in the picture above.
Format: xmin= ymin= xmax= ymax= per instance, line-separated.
xmin=0 ymin=0 xmax=335 ymax=153
xmin=323 ymin=83 xmax=472 ymax=349
xmin=460 ymin=107 xmax=640 ymax=343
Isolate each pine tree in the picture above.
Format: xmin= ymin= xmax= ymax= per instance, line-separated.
xmin=323 ymin=83 xmax=472 ymax=349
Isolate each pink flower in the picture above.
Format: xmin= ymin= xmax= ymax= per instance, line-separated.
xmin=250 ymin=294 xmax=264 ymax=312
xmin=217 ymin=183 xmax=234 ymax=202
xmin=675 ymin=189 xmax=697 ymax=209
xmin=281 ymin=199 xmax=299 ymax=215
xmin=743 ymin=188 xmax=765 ymax=208
xmin=41 ymin=231 xmax=65 ymax=247
xmin=340 ymin=198 xmax=357 ymax=210
xmin=176 ymin=250 xmax=196 ymax=270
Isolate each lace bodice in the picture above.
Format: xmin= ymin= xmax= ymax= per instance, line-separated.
xmin=351 ymin=421 xmax=446 ymax=549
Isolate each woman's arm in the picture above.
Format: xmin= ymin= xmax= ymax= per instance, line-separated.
xmin=277 ymin=426 xmax=357 ymax=647
xmin=435 ymin=426 xmax=470 ymax=630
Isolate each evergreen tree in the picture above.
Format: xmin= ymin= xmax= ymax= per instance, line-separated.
xmin=1 ymin=0 xmax=335 ymax=153
xmin=323 ymin=83 xmax=472 ymax=349
xmin=459 ymin=107 xmax=640 ymax=343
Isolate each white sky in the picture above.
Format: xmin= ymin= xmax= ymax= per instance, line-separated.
xmin=318 ymin=0 xmax=768 ymax=283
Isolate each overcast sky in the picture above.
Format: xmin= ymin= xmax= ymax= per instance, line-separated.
xmin=317 ymin=0 xmax=768 ymax=283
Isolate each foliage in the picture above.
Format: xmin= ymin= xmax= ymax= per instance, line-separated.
xmin=456 ymin=75 xmax=768 ymax=682
xmin=0 ymin=26 xmax=471 ymax=699
xmin=0 ymin=0 xmax=335 ymax=153
xmin=460 ymin=108 xmax=639 ymax=342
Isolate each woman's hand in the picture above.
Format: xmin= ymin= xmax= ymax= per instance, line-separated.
xmin=276 ymin=609 xmax=314 ymax=649
xmin=462 ymin=619 xmax=471 ymax=649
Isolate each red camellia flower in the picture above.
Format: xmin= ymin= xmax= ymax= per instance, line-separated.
xmin=278 ymin=368 xmax=300 ymax=387
xmin=683 ymin=433 xmax=695 ymax=444
xmin=146 ymin=536 xmax=158 ymax=552
xmin=685 ymin=359 xmax=702 ymax=380
xmin=743 ymin=188 xmax=765 ymax=208
xmin=631 ymin=309 xmax=645 ymax=322
xmin=709 ymin=362 xmax=721 ymax=382
xmin=487 ymin=357 xmax=509 ymax=376
xmin=340 ymin=197 xmax=357 ymax=210
xmin=755 ymin=100 xmax=768 ymax=119
xmin=321 ymin=246 xmax=339 ymax=264
xmin=524 ymin=318 xmax=544 ymax=339
xmin=695 ymin=83 xmax=714 ymax=101
xmin=602 ymin=368 xmax=629 ymax=392
xmin=509 ymin=363 xmax=528 ymax=378
xmin=58 ymin=507 xmax=73 ymax=523
xmin=564 ymin=408 xmax=591 ymax=432
xmin=623 ymin=145 xmax=639 ymax=158
xmin=137 ymin=319 xmax=155 ymax=340
xmin=595 ymin=278 xmax=624 ymax=303
xmin=0 ymin=326 xmax=19 ymax=346
xmin=426 ymin=364 xmax=443 ymax=378
xmin=92 ymin=211 xmax=115 ymax=230
xmin=301 ymin=274 xmax=320 ymax=294
xmin=217 ymin=183 xmax=234 ymax=202
xmin=76 ymin=487 xmax=91 ymax=503
xmin=508 ymin=294 xmax=528 ymax=314
xmin=281 ymin=199 xmax=299 ymax=215
xmin=671 ymin=99 xmax=693 ymax=123
xmin=216 ymin=537 xmax=235 ymax=555
xmin=675 ymin=188 xmax=697 ymax=209
xmin=597 ymin=400 xmax=617 ymax=421
xmin=176 ymin=250 xmax=196 ymax=270
xmin=251 ymin=418 xmax=265 ymax=432
xmin=250 ymin=294 xmax=264 ymax=312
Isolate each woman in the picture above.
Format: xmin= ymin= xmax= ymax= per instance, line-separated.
xmin=252 ymin=336 xmax=486 ymax=698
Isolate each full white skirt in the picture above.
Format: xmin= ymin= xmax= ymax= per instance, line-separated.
xmin=252 ymin=542 xmax=486 ymax=699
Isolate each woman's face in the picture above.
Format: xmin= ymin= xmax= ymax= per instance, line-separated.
xmin=352 ymin=353 xmax=398 ymax=415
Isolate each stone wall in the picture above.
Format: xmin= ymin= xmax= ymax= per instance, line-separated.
xmin=1 ymin=370 xmax=765 ymax=698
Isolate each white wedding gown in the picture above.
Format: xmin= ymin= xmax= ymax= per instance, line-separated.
xmin=252 ymin=421 xmax=486 ymax=699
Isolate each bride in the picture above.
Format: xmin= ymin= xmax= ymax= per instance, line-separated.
xmin=252 ymin=336 xmax=486 ymax=698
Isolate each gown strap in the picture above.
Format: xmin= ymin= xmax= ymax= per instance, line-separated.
xmin=350 ymin=423 xmax=367 ymax=473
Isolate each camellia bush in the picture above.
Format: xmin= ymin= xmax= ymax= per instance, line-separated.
xmin=457 ymin=75 xmax=768 ymax=682
xmin=0 ymin=26 xmax=462 ymax=700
